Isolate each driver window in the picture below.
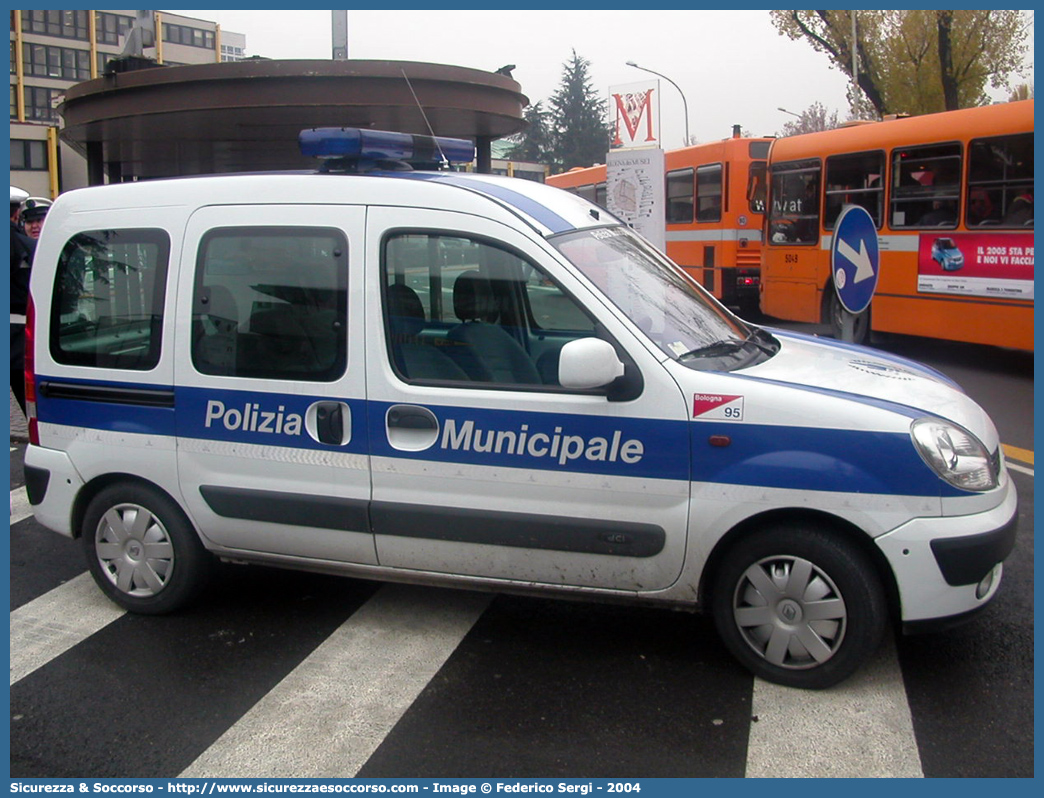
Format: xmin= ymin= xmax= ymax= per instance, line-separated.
xmin=382 ymin=232 xmax=596 ymax=387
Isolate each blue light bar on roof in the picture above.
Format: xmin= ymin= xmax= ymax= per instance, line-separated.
xmin=299 ymin=127 xmax=475 ymax=165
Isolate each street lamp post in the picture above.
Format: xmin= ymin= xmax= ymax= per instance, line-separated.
xmin=777 ymin=106 xmax=802 ymax=119
xmin=625 ymin=60 xmax=689 ymax=146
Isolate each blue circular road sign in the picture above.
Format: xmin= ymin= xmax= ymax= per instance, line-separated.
xmin=831 ymin=204 xmax=880 ymax=314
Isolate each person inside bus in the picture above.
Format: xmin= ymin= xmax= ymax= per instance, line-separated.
xmin=967 ymin=188 xmax=996 ymax=226
xmin=1003 ymin=192 xmax=1032 ymax=226
xmin=917 ymin=199 xmax=956 ymax=226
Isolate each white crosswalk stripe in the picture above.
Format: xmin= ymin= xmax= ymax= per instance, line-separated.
xmin=10 ymin=572 xmax=126 ymax=684
xmin=746 ymin=632 xmax=923 ymax=777
xmin=10 ymin=485 xmax=33 ymax=525
xmin=180 ymin=584 xmax=492 ymax=778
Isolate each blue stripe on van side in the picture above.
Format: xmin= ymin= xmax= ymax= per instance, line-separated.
xmin=35 ymin=380 xmax=957 ymax=499
xmin=382 ymin=172 xmax=576 ymax=234
xmin=35 ymin=376 xmax=178 ymax=437
xmin=689 ymin=419 xmax=953 ymax=496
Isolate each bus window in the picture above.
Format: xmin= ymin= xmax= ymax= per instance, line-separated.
xmin=891 ymin=143 xmax=961 ymax=228
xmin=594 ymin=182 xmax=608 ymax=209
xmin=747 ymin=162 xmax=766 ymax=214
xmin=749 ymin=140 xmax=771 ymax=160
xmin=769 ymin=160 xmax=820 ymax=244
xmin=666 ymin=168 xmax=694 ymax=223
xmin=967 ymin=133 xmax=1033 ymax=228
xmin=696 ymin=164 xmax=722 ymax=222
xmin=824 ymin=151 xmax=884 ymax=229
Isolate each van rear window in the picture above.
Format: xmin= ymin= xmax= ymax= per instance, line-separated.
xmin=51 ymin=229 xmax=170 ymax=370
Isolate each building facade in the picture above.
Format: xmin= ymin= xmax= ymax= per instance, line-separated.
xmin=10 ymin=10 xmax=245 ymax=197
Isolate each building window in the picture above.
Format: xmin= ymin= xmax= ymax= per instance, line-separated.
xmin=95 ymin=12 xmax=134 ymax=46
xmin=20 ymin=10 xmax=89 ymax=41
xmin=23 ymin=86 xmax=61 ymax=122
xmin=23 ymin=43 xmax=91 ymax=81
xmin=162 ymin=23 xmax=215 ymax=50
xmin=10 ymin=40 xmax=16 ymax=75
xmin=10 ymin=85 xmax=18 ymax=120
xmin=220 ymin=44 xmax=244 ymax=62
xmin=10 ymin=139 xmax=48 ymax=171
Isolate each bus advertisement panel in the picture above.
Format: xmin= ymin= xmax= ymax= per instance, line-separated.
xmin=918 ymin=232 xmax=1034 ymax=300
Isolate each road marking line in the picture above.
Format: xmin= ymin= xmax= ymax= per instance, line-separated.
xmin=179 ymin=583 xmax=492 ymax=778
xmin=1003 ymin=444 xmax=1033 ymax=466
xmin=745 ymin=632 xmax=923 ymax=777
xmin=10 ymin=485 xmax=33 ymax=524
xmin=10 ymin=572 xmax=126 ymax=685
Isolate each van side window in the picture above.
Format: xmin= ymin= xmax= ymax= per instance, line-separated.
xmin=382 ymin=232 xmax=596 ymax=387
xmin=192 ymin=227 xmax=347 ymax=381
xmin=51 ymin=229 xmax=170 ymax=370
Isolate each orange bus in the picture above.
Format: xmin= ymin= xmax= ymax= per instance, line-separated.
xmin=761 ymin=100 xmax=1033 ymax=350
xmin=547 ymin=131 xmax=772 ymax=313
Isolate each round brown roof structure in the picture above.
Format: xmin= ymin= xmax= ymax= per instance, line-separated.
xmin=59 ymin=59 xmax=529 ymax=180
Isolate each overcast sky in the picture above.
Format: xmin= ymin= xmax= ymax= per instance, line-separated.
xmin=167 ymin=9 xmax=1034 ymax=149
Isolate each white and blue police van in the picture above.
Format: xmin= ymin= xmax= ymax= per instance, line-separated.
xmin=23 ymin=128 xmax=1016 ymax=688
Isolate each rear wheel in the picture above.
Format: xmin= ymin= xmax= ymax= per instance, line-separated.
xmin=82 ymin=483 xmax=213 ymax=614
xmin=712 ymin=523 xmax=887 ymax=689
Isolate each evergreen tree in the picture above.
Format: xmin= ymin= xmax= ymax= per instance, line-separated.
xmin=506 ymin=101 xmax=553 ymax=164
xmin=546 ymin=50 xmax=613 ymax=173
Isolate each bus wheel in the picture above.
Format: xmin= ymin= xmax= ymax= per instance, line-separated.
xmin=82 ymin=483 xmax=214 ymax=614
xmin=827 ymin=290 xmax=871 ymax=344
xmin=712 ymin=523 xmax=887 ymax=689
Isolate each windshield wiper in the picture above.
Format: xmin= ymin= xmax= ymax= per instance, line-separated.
xmin=679 ymin=338 xmax=747 ymax=360
xmin=680 ymin=329 xmax=774 ymax=361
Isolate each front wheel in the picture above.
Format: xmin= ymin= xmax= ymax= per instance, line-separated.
xmin=712 ymin=523 xmax=887 ymax=689
xmin=827 ymin=289 xmax=871 ymax=345
xmin=82 ymin=483 xmax=213 ymax=614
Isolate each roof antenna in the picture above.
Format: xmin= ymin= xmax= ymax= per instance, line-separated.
xmin=402 ymin=68 xmax=449 ymax=169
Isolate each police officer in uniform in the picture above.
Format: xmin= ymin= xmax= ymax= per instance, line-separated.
xmin=10 ymin=187 xmax=37 ymax=416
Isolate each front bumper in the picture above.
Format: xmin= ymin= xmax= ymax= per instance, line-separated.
xmin=875 ymin=479 xmax=1018 ymax=624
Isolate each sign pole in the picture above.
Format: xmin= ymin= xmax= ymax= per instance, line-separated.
xmin=830 ymin=204 xmax=880 ymax=344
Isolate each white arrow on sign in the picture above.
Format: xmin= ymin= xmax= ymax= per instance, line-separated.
xmin=837 ymin=237 xmax=875 ymax=283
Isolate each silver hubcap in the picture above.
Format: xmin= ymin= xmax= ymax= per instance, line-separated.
xmin=95 ymin=503 xmax=175 ymax=597
xmin=733 ymin=555 xmax=847 ymax=670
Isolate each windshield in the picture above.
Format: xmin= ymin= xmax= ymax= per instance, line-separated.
xmin=551 ymin=225 xmax=777 ymax=371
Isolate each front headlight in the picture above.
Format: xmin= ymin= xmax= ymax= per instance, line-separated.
xmin=911 ymin=418 xmax=998 ymax=492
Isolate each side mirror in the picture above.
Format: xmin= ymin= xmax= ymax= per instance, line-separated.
xmin=558 ymin=337 xmax=625 ymax=390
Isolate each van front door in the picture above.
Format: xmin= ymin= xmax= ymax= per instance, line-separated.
xmin=175 ymin=205 xmax=375 ymax=565
xmin=365 ymin=207 xmax=691 ymax=592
